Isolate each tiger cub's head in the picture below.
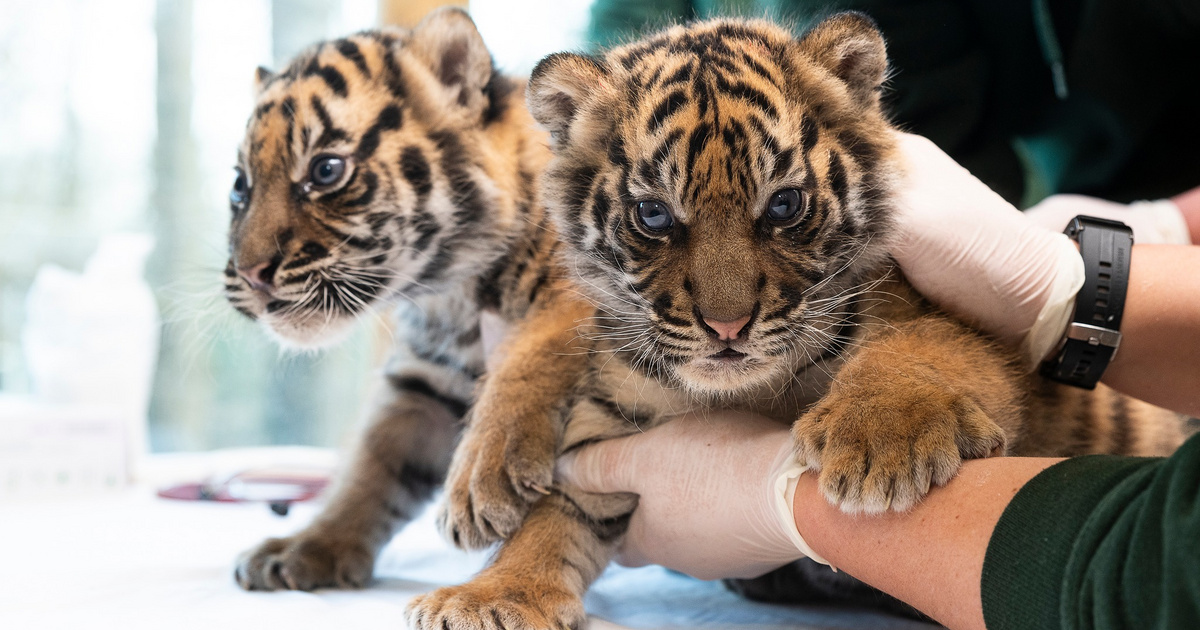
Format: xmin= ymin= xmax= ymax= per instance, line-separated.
xmin=529 ymin=14 xmax=898 ymax=395
xmin=225 ymin=8 xmax=516 ymax=347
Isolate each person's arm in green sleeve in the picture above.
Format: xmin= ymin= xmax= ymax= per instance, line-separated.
xmin=981 ymin=438 xmax=1200 ymax=630
xmin=789 ymin=433 xmax=1200 ymax=630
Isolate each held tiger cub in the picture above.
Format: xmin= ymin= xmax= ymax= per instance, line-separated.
xmin=412 ymin=13 xmax=1188 ymax=629
xmin=225 ymin=9 xmax=590 ymax=592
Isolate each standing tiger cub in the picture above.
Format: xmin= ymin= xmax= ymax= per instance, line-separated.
xmin=412 ymin=13 xmax=1187 ymax=629
xmin=225 ymin=9 xmax=590 ymax=592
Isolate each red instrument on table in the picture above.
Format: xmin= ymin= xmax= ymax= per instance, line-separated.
xmin=157 ymin=466 xmax=330 ymax=515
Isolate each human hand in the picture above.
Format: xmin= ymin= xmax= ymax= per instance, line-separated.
xmin=1025 ymin=194 xmax=1191 ymax=245
xmin=556 ymin=412 xmax=823 ymax=580
xmin=890 ymin=132 xmax=1084 ymax=366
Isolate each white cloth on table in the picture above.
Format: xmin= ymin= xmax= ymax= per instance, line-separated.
xmin=0 ymin=489 xmax=937 ymax=630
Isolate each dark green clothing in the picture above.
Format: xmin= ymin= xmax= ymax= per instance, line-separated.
xmin=983 ymin=431 xmax=1200 ymax=630
xmin=586 ymin=0 xmax=1200 ymax=207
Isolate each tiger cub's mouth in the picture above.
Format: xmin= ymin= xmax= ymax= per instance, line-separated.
xmin=674 ymin=343 xmax=780 ymax=395
xmin=708 ymin=347 xmax=748 ymax=362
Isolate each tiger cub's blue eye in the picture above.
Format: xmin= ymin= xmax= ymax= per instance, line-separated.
xmin=766 ymin=188 xmax=804 ymax=224
xmin=230 ymin=169 xmax=248 ymax=208
xmin=637 ymin=200 xmax=674 ymax=232
xmin=309 ymin=155 xmax=346 ymax=187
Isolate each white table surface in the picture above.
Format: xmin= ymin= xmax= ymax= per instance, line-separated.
xmin=0 ymin=488 xmax=939 ymax=630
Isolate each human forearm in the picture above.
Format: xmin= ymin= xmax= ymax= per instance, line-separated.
xmin=1100 ymin=244 xmax=1200 ymax=416
xmin=791 ymin=457 xmax=1062 ymax=630
xmin=794 ymin=433 xmax=1200 ymax=630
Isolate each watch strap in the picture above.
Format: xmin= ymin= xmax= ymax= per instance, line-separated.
xmin=1040 ymin=216 xmax=1133 ymax=389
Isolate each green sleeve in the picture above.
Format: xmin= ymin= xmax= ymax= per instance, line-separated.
xmin=982 ymin=433 xmax=1200 ymax=630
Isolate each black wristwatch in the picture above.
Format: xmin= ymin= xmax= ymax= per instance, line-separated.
xmin=1040 ymin=215 xmax=1133 ymax=389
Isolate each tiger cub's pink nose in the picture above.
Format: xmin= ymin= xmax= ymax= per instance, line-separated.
xmin=237 ymin=261 xmax=275 ymax=293
xmin=703 ymin=314 xmax=752 ymax=341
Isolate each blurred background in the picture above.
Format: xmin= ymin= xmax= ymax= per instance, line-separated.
xmin=0 ymin=0 xmax=592 ymax=461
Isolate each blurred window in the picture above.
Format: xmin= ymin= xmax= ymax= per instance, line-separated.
xmin=0 ymin=0 xmax=589 ymax=452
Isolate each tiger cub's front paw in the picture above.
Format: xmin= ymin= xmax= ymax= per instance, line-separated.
xmin=234 ymin=531 xmax=374 ymax=591
xmin=406 ymin=577 xmax=585 ymax=630
xmin=793 ymin=381 xmax=1007 ymax=514
xmin=437 ymin=420 xmax=555 ymax=550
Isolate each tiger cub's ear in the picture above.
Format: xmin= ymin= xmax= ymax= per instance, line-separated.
xmin=796 ymin=12 xmax=887 ymax=108
xmin=253 ymin=66 xmax=273 ymax=94
xmin=528 ymin=52 xmax=612 ymax=146
xmin=409 ymin=7 xmax=493 ymax=114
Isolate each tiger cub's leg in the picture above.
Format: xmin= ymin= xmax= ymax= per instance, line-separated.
xmin=792 ymin=314 xmax=1024 ymax=514
xmin=235 ymin=357 xmax=471 ymax=591
xmin=409 ymin=491 xmax=632 ymax=630
xmin=439 ymin=288 xmax=594 ymax=549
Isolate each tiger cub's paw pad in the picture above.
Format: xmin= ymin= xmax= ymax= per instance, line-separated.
xmin=406 ymin=580 xmax=584 ymax=630
xmin=233 ymin=533 xmax=374 ymax=591
xmin=438 ymin=428 xmax=554 ymax=550
xmin=793 ymin=388 xmax=1006 ymax=514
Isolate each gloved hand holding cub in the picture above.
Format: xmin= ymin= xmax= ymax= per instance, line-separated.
xmin=891 ymin=132 xmax=1192 ymax=367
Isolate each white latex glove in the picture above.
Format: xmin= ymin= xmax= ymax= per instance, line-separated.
xmin=891 ymin=132 xmax=1084 ymax=367
xmin=1024 ymin=194 xmax=1191 ymax=245
xmin=556 ymin=412 xmax=825 ymax=580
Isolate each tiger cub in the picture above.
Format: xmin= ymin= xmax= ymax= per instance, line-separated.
xmin=225 ymin=8 xmax=589 ymax=592
xmin=411 ymin=13 xmax=1188 ymax=628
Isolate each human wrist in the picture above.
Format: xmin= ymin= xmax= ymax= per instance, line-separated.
xmin=768 ymin=445 xmax=828 ymax=565
xmin=789 ymin=470 xmax=833 ymax=565
xmin=1097 ymin=245 xmax=1200 ymax=416
xmin=1038 ymin=216 xmax=1137 ymax=389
